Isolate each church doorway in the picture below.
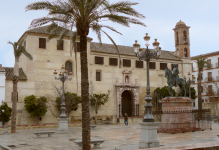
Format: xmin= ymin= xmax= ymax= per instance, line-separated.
xmin=121 ymin=90 xmax=132 ymax=117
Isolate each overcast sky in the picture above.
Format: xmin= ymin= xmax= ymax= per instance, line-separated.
xmin=1 ymin=0 xmax=218 ymax=67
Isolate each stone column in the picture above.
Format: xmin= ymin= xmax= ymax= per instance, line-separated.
xmin=139 ymin=122 xmax=160 ymax=149
xmin=57 ymin=118 xmax=69 ymax=134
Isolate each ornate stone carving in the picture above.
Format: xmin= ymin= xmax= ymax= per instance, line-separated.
xmin=122 ymin=69 xmax=132 ymax=84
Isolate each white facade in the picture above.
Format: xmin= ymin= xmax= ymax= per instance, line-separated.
xmin=0 ymin=64 xmax=5 ymax=102
xmin=191 ymin=52 xmax=219 ymax=109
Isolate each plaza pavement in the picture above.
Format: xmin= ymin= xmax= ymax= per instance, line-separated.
xmin=0 ymin=122 xmax=219 ymax=150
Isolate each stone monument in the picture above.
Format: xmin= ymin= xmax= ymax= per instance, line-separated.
xmin=158 ymin=65 xmax=197 ymax=133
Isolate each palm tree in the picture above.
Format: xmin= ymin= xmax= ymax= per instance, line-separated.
xmin=195 ymin=55 xmax=207 ymax=120
xmin=26 ymin=0 xmax=145 ymax=149
xmin=7 ymin=41 xmax=33 ymax=133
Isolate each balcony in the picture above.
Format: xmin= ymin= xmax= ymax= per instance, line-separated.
xmin=216 ymin=63 xmax=219 ymax=68
xmin=207 ymin=64 xmax=213 ymax=69
xmin=216 ymin=76 xmax=219 ymax=81
xmin=205 ymin=77 xmax=213 ymax=82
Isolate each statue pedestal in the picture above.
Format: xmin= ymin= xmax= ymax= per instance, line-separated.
xmin=159 ymin=97 xmax=197 ymax=133
xmin=139 ymin=122 xmax=160 ymax=149
xmin=57 ymin=118 xmax=69 ymax=134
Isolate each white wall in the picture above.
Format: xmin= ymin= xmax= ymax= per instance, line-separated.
xmin=0 ymin=71 xmax=5 ymax=102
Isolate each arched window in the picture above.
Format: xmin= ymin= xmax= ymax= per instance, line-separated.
xmin=183 ymin=31 xmax=187 ymax=43
xmin=65 ymin=61 xmax=72 ymax=73
xmin=176 ymin=32 xmax=179 ymax=45
xmin=184 ymin=48 xmax=188 ymax=57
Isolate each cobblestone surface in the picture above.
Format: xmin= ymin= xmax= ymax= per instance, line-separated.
xmin=0 ymin=122 xmax=219 ymax=150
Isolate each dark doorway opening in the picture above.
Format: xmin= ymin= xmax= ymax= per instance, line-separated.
xmin=122 ymin=90 xmax=132 ymax=117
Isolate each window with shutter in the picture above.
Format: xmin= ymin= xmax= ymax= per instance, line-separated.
xmin=136 ymin=60 xmax=143 ymax=68
xmin=123 ymin=59 xmax=131 ymax=67
xmin=95 ymin=56 xmax=104 ymax=65
xmin=39 ymin=38 xmax=46 ymax=49
xmin=74 ymin=42 xmax=80 ymax=52
xmin=160 ymin=63 xmax=167 ymax=70
xmin=65 ymin=61 xmax=72 ymax=73
xmin=57 ymin=40 xmax=64 ymax=50
xmin=149 ymin=62 xmax=156 ymax=69
xmin=96 ymin=71 xmax=101 ymax=81
xmin=109 ymin=58 xmax=118 ymax=66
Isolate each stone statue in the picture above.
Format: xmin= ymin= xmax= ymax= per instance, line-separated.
xmin=165 ymin=65 xmax=186 ymax=96
xmin=172 ymin=64 xmax=179 ymax=87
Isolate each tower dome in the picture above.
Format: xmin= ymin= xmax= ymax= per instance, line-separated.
xmin=176 ymin=20 xmax=186 ymax=26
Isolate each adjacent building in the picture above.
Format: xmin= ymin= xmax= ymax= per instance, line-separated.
xmin=191 ymin=51 xmax=219 ymax=110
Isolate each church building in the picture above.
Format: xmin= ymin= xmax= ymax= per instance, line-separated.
xmin=3 ymin=20 xmax=192 ymax=125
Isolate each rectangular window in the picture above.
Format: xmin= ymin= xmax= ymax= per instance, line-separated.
xmin=39 ymin=38 xmax=46 ymax=49
xmin=95 ymin=56 xmax=104 ymax=65
xmin=74 ymin=42 xmax=80 ymax=52
xmin=123 ymin=59 xmax=131 ymax=67
xmin=207 ymin=59 xmax=211 ymax=68
xmin=96 ymin=71 xmax=101 ymax=81
xmin=109 ymin=58 xmax=118 ymax=66
xmin=160 ymin=63 xmax=167 ymax=70
xmin=208 ymin=72 xmax=212 ymax=81
xmin=136 ymin=60 xmax=143 ymax=68
xmin=218 ymin=58 xmax=219 ymax=67
xmin=208 ymin=85 xmax=213 ymax=94
xmin=149 ymin=62 xmax=156 ymax=69
xmin=57 ymin=40 xmax=64 ymax=50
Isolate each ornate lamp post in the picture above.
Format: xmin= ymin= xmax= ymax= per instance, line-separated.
xmin=187 ymin=72 xmax=191 ymax=98
xmin=133 ymin=33 xmax=161 ymax=122
xmin=53 ymin=65 xmax=72 ymax=133
xmin=134 ymin=33 xmax=161 ymax=149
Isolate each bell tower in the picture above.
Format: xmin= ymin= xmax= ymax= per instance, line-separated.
xmin=173 ymin=20 xmax=190 ymax=58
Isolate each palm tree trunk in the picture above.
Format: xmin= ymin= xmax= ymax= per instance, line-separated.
xmin=198 ymin=71 xmax=202 ymax=120
xmin=80 ymin=34 xmax=91 ymax=150
xmin=11 ymin=76 xmax=18 ymax=133
xmin=11 ymin=58 xmax=19 ymax=133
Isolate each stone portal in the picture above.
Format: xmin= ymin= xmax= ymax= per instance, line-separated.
xmin=115 ymin=69 xmax=140 ymax=117
xmin=121 ymin=90 xmax=132 ymax=117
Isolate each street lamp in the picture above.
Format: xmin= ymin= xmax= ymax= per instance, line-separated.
xmin=133 ymin=33 xmax=161 ymax=122
xmin=187 ymin=72 xmax=192 ymax=98
xmin=54 ymin=65 xmax=72 ymax=118
xmin=54 ymin=65 xmax=72 ymax=133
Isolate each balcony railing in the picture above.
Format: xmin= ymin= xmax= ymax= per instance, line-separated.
xmin=216 ymin=76 xmax=219 ymax=81
xmin=216 ymin=63 xmax=219 ymax=68
xmin=205 ymin=77 xmax=213 ymax=82
xmin=207 ymin=64 xmax=213 ymax=69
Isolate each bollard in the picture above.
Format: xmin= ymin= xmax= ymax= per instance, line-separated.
xmin=4 ymin=125 xmax=8 ymax=133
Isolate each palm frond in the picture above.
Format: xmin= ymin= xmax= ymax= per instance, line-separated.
xmin=101 ymin=29 xmax=121 ymax=68
xmin=25 ymin=1 xmax=54 ymax=11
